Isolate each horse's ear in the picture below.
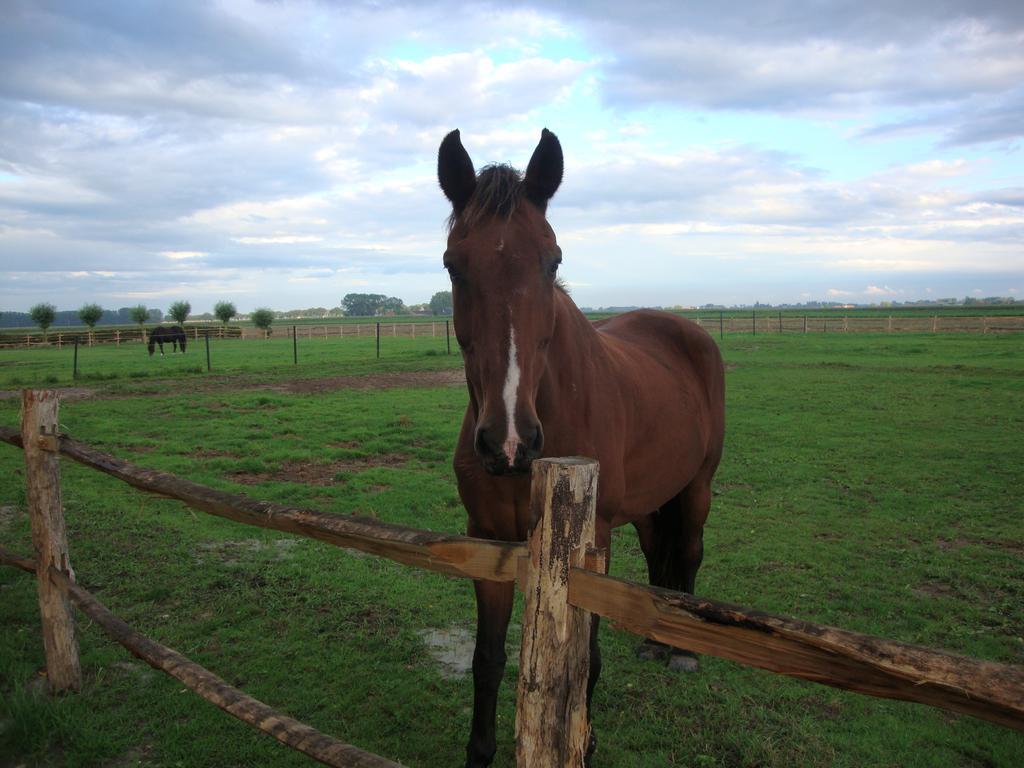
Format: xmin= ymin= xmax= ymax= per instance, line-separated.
xmin=438 ymin=129 xmax=476 ymax=213
xmin=524 ymin=128 xmax=563 ymax=210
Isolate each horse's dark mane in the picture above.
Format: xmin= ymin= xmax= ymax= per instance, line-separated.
xmin=447 ymin=163 xmax=524 ymax=232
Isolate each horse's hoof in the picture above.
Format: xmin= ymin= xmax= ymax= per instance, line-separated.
xmin=636 ymin=639 xmax=672 ymax=662
xmin=667 ymin=651 xmax=700 ymax=673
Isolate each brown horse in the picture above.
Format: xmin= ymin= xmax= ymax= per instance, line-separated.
xmin=438 ymin=128 xmax=726 ymax=767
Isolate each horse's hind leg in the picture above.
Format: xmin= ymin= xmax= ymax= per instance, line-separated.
xmin=634 ymin=474 xmax=713 ymax=671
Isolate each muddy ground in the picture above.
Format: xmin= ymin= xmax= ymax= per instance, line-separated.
xmin=0 ymin=369 xmax=467 ymax=402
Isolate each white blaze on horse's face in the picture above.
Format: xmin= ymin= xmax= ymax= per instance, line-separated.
xmin=501 ymin=324 xmax=521 ymax=467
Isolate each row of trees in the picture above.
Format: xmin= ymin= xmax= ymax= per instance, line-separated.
xmin=18 ymin=291 xmax=454 ymax=338
xmin=341 ymin=291 xmax=452 ymax=317
xmin=23 ymin=300 xmax=242 ymax=339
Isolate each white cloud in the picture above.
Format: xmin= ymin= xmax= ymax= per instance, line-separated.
xmin=865 ymin=285 xmax=903 ymax=296
xmin=232 ymin=235 xmax=323 ymax=245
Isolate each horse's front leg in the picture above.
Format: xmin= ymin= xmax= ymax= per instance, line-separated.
xmin=466 ymin=577 xmax=514 ymax=768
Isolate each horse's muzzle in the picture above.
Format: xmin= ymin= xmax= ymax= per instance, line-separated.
xmin=475 ymin=423 xmax=543 ymax=476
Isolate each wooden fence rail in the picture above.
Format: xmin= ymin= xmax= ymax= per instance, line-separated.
xmin=2 ymin=390 xmax=1022 ymax=767
xmin=0 ymin=426 xmax=524 ymax=584
xmin=569 ymin=570 xmax=1024 ymax=732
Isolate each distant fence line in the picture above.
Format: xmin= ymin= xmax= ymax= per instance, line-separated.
xmin=2 ymin=314 xmax=1023 ymax=349
xmin=709 ymin=313 xmax=1024 ymax=336
xmin=0 ymin=322 xmax=455 ymax=349
xmin=244 ymin=321 xmax=452 ymax=341
xmin=0 ymin=325 xmax=241 ymax=350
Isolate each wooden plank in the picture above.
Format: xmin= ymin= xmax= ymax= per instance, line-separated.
xmin=0 ymin=548 xmax=401 ymax=768
xmin=21 ymin=390 xmax=81 ymax=693
xmin=516 ymin=458 xmax=598 ymax=767
xmin=568 ymin=569 xmax=1024 ymax=732
xmin=0 ymin=426 xmax=524 ymax=583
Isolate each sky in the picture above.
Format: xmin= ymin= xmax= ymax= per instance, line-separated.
xmin=1 ymin=0 xmax=1022 ymax=314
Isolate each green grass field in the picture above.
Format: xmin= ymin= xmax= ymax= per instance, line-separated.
xmin=1 ymin=333 xmax=1022 ymax=767
xmin=0 ymin=335 xmax=460 ymax=391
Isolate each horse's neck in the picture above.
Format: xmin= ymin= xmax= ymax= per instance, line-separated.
xmin=537 ymin=291 xmax=605 ymax=415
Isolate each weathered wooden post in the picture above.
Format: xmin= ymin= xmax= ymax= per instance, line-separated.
xmin=516 ymin=457 xmax=599 ymax=768
xmin=21 ymin=389 xmax=81 ymax=693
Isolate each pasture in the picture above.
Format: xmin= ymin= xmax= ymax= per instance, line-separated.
xmin=0 ymin=332 xmax=1022 ymax=767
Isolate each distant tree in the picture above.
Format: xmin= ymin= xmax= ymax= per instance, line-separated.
xmin=168 ymin=300 xmax=191 ymax=325
xmin=214 ymin=301 xmax=237 ymax=326
xmin=251 ymin=307 xmax=274 ymax=336
xmin=341 ymin=293 xmax=387 ymax=317
xmin=429 ymin=291 xmax=453 ymax=316
xmin=78 ymin=303 xmax=103 ymax=329
xmin=379 ymin=296 xmax=408 ymax=315
xmin=129 ymin=305 xmax=149 ymax=341
xmin=29 ymin=303 xmax=57 ymax=340
xmin=130 ymin=304 xmax=149 ymax=326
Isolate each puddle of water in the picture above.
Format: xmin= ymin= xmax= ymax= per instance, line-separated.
xmin=417 ymin=625 xmax=521 ymax=679
xmin=193 ymin=538 xmax=301 ymax=565
xmin=418 ymin=627 xmax=475 ymax=678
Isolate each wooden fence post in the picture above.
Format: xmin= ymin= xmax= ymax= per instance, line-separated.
xmin=21 ymin=389 xmax=81 ymax=693
xmin=516 ymin=457 xmax=599 ymax=768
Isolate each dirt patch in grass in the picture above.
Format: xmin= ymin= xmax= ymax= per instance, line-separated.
xmin=0 ymin=370 xmax=465 ymax=402
xmin=227 ymin=455 xmax=408 ymax=486
xmin=329 ymin=440 xmax=361 ymax=449
xmin=982 ymin=538 xmax=1024 ymax=556
xmin=270 ymin=369 xmax=466 ymax=395
xmin=191 ymin=447 xmax=243 ymax=459
xmin=0 ymin=504 xmax=23 ymax=532
xmin=0 ymin=386 xmax=97 ymax=401
xmin=914 ymin=580 xmax=956 ymax=599
xmin=936 ymin=536 xmax=1024 ymax=556
xmin=813 ymin=532 xmax=844 ymax=541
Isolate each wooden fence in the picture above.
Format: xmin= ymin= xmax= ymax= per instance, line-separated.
xmin=1 ymin=390 xmax=1022 ymax=766
xmin=5 ymin=313 xmax=1023 ymax=349
xmin=248 ymin=322 xmax=452 ymax=341
xmin=693 ymin=313 xmax=1024 ymax=335
xmin=0 ymin=325 xmax=242 ymax=349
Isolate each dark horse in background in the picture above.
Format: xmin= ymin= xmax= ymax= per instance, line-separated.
xmin=438 ymin=129 xmax=726 ymax=767
xmin=147 ymin=325 xmax=187 ymax=356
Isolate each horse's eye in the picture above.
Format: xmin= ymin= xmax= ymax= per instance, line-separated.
xmin=446 ymin=265 xmax=463 ymax=283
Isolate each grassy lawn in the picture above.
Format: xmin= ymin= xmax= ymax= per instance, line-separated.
xmin=0 ymin=332 xmax=1021 ymax=767
xmin=0 ymin=335 xmax=460 ymax=391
